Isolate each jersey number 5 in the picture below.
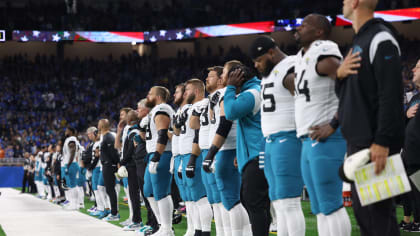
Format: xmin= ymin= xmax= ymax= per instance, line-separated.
xmin=262 ymin=82 xmax=275 ymax=112
xmin=296 ymin=70 xmax=310 ymax=102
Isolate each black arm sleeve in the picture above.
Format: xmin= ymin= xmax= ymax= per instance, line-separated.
xmin=216 ymin=116 xmax=233 ymax=138
xmin=120 ymin=133 xmax=136 ymax=166
xmin=373 ymin=41 xmax=405 ymax=147
xmin=193 ymin=129 xmax=199 ymax=144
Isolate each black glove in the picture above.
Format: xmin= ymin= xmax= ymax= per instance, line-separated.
xmin=209 ymin=91 xmax=220 ymax=110
xmin=186 ymin=154 xmax=198 ymax=178
xmin=175 ymin=109 xmax=188 ymax=129
xmin=203 ymin=145 xmax=219 ymax=173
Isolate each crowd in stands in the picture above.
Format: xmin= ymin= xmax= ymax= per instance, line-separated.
xmin=0 ymin=37 xmax=419 ymax=158
xmin=0 ymin=0 xmax=417 ymax=31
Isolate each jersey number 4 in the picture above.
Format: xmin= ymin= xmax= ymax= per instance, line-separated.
xmin=262 ymin=82 xmax=275 ymax=112
xmin=296 ymin=70 xmax=311 ymax=102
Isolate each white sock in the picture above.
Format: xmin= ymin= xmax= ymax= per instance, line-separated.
xmin=273 ymin=199 xmax=288 ymax=236
xmin=212 ymin=203 xmax=225 ymax=236
xmin=197 ymin=197 xmax=213 ymax=232
xmin=78 ymin=186 xmax=84 ymax=207
xmin=317 ymin=214 xmax=330 ymax=236
xmin=325 ymin=207 xmax=351 ymax=236
xmin=64 ymin=189 xmax=69 ymax=201
xmin=270 ymin=202 xmax=277 ymax=226
xmin=124 ymin=187 xmax=133 ymax=221
xmin=99 ymin=185 xmax=110 ymax=209
xmin=115 ymin=183 xmax=120 ymax=200
xmin=229 ymin=203 xmax=250 ymax=236
xmin=35 ymin=181 xmax=40 ymax=194
xmin=70 ymin=188 xmax=77 ymax=209
xmin=54 ymin=186 xmax=60 ymax=198
xmin=191 ymin=201 xmax=202 ymax=231
xmin=157 ymin=195 xmax=174 ymax=231
xmin=46 ymin=185 xmax=51 ymax=199
xmin=273 ymin=197 xmax=305 ymax=236
xmin=220 ymin=205 xmax=232 ymax=236
xmin=148 ymin=197 xmax=161 ymax=225
xmin=185 ymin=202 xmax=195 ymax=235
xmin=94 ymin=190 xmax=104 ymax=211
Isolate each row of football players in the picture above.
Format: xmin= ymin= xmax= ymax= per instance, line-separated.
xmin=35 ymin=13 xmax=352 ymax=236
xmin=123 ymin=13 xmax=352 ymax=236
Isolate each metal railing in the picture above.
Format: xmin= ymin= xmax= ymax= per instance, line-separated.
xmin=0 ymin=158 xmax=25 ymax=166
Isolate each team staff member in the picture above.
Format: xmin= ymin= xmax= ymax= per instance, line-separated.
xmin=337 ymin=0 xmax=405 ymax=235
xmin=98 ymin=119 xmax=121 ymax=221
xmin=224 ymin=63 xmax=270 ymax=236
xmin=135 ymin=99 xmax=157 ymax=233
xmin=118 ymin=110 xmax=144 ymax=231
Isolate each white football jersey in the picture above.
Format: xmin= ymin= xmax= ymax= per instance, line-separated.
xmin=92 ymin=141 xmax=101 ymax=168
xmin=193 ymin=98 xmax=211 ymax=150
xmin=145 ymin=103 xmax=174 ymax=153
xmin=36 ymin=152 xmax=42 ymax=171
xmin=294 ymin=40 xmax=342 ymax=137
xmin=261 ymin=56 xmax=296 ymax=137
xmin=171 ymin=110 xmax=180 ymax=156
xmin=41 ymin=152 xmax=49 ymax=169
xmin=179 ymin=104 xmax=195 ymax=155
xmin=120 ymin=125 xmax=130 ymax=159
xmin=62 ymin=136 xmax=82 ymax=167
xmin=208 ymin=88 xmax=237 ymax=151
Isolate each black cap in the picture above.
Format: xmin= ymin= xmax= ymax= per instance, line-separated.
xmin=249 ymin=36 xmax=276 ymax=60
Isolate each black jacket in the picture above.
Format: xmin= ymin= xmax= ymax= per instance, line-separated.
xmin=100 ymin=132 xmax=120 ymax=165
xmin=336 ymin=18 xmax=404 ymax=149
xmin=402 ymin=111 xmax=420 ymax=175
xmin=121 ymin=124 xmax=147 ymax=166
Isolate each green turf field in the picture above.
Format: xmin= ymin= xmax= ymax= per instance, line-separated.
xmin=0 ymin=225 xmax=6 ymax=236
xmin=14 ymin=187 xmax=417 ymax=235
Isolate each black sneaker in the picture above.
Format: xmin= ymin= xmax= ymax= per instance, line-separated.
xmin=399 ymin=220 xmax=409 ymax=229
xmin=403 ymin=222 xmax=414 ymax=232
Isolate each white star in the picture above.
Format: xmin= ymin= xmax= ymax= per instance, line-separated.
xmin=20 ymin=35 xmax=28 ymax=42
xmin=296 ymin=18 xmax=303 ymax=25
xmin=32 ymin=31 xmax=40 ymax=37
xmin=185 ymin=28 xmax=192 ymax=35
xmin=63 ymin=31 xmax=70 ymax=38
xmin=284 ymin=24 xmax=293 ymax=31
xmin=52 ymin=34 xmax=61 ymax=42
xmin=160 ymin=30 xmax=167 ymax=37
xmin=150 ymin=36 xmax=157 ymax=42
xmin=176 ymin=32 xmax=183 ymax=40
xmin=326 ymin=16 xmax=333 ymax=22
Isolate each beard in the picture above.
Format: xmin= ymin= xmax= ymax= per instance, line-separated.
xmin=145 ymin=98 xmax=155 ymax=108
xmin=261 ymin=60 xmax=276 ymax=77
xmin=174 ymin=96 xmax=183 ymax=106
xmin=186 ymin=93 xmax=195 ymax=104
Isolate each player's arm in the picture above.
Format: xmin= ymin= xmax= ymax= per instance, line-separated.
xmin=155 ymin=114 xmax=171 ymax=154
xmin=186 ymin=130 xmax=201 ymax=178
xmin=67 ymin=142 xmax=76 ymax=166
xmin=224 ymin=86 xmax=260 ymax=120
xmin=203 ymin=101 xmax=233 ymax=172
xmin=316 ymin=56 xmax=341 ymax=80
xmin=120 ymin=133 xmax=135 ymax=166
xmin=371 ymin=39 xmax=403 ymax=174
xmin=114 ymin=121 xmax=125 ymax=150
xmin=190 ymin=114 xmax=201 ymax=130
xmin=139 ymin=116 xmax=149 ymax=141
xmin=283 ymin=71 xmax=296 ymax=96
